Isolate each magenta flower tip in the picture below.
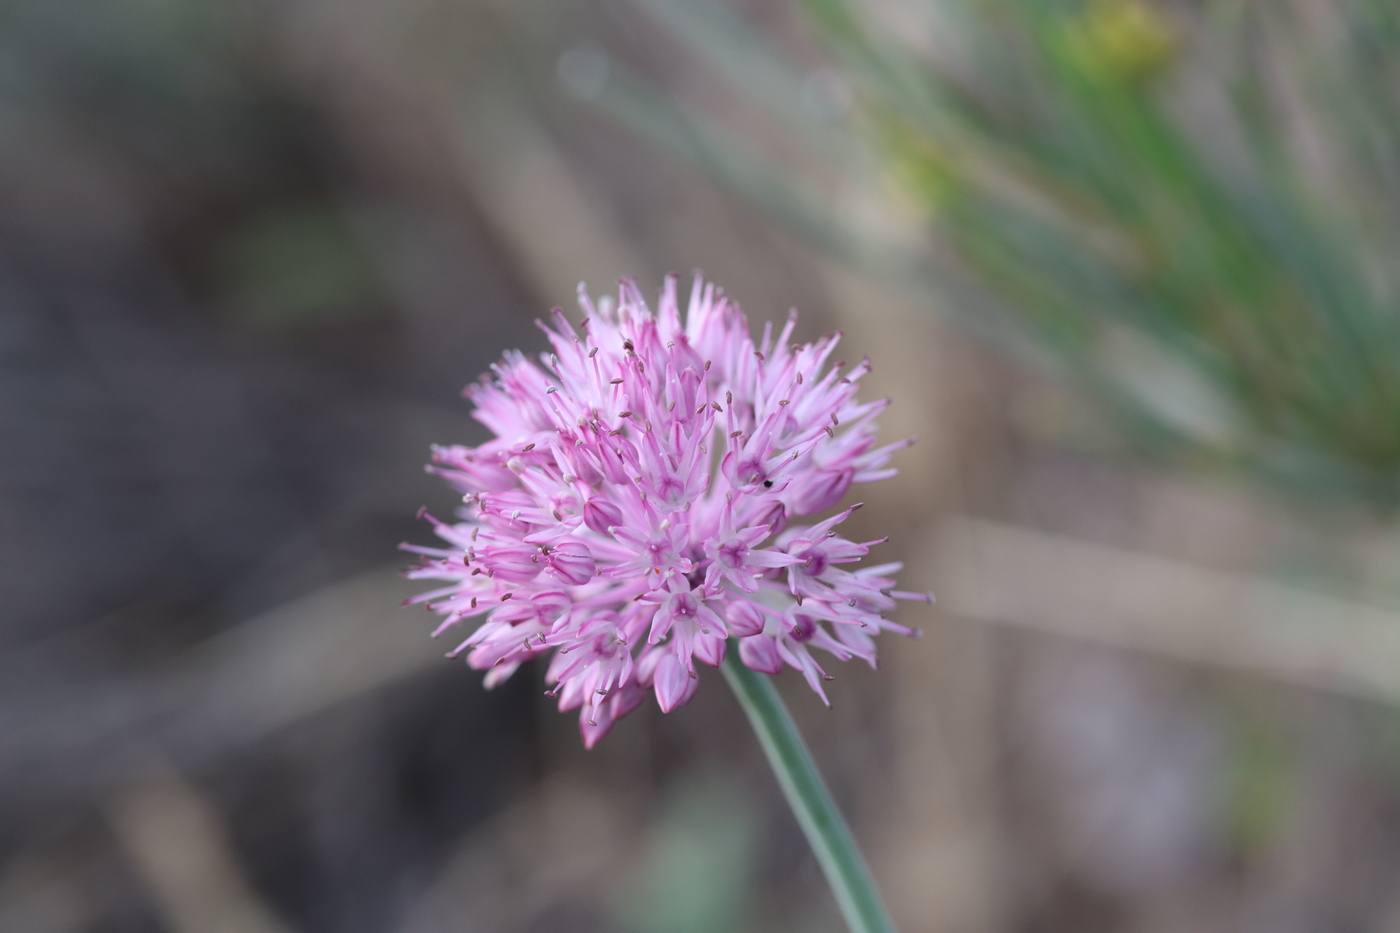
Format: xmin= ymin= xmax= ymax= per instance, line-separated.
xmin=407 ymin=275 xmax=927 ymax=745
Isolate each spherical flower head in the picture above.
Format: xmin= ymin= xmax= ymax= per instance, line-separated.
xmin=404 ymin=275 xmax=930 ymax=747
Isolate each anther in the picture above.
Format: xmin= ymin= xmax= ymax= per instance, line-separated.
xmin=610 ymin=378 xmax=623 ymax=385
xmin=589 ymin=347 xmax=599 ymax=358
xmin=522 ymin=443 xmax=535 ymax=452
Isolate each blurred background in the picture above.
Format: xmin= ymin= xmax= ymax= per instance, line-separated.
xmin=7 ymin=0 xmax=1400 ymax=931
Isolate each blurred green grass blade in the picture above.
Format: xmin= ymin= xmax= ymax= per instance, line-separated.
xmin=590 ymin=57 xmax=938 ymax=285
xmin=630 ymin=0 xmax=857 ymax=159
xmin=621 ymin=0 xmax=1400 ymax=508
xmin=614 ymin=774 xmax=759 ymax=933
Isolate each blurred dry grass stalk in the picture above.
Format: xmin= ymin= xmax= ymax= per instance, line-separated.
xmin=7 ymin=0 xmax=1400 ymax=932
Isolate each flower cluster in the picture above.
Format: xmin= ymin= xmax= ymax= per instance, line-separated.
xmin=405 ymin=276 xmax=927 ymax=746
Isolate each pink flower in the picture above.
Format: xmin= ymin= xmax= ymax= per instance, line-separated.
xmin=405 ymin=275 xmax=929 ymax=746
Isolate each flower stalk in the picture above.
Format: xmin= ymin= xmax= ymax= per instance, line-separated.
xmin=721 ymin=643 xmax=896 ymax=933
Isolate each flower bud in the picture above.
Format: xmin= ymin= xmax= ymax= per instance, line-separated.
xmin=726 ymin=599 xmax=767 ymax=637
xmin=693 ymin=632 xmax=726 ymax=667
xmin=786 ymin=468 xmax=853 ymax=515
xmin=545 ymin=542 xmax=595 ymax=586
xmin=654 ymin=654 xmax=699 ymax=712
xmin=583 ymin=496 xmax=624 ymax=534
xmin=738 ymin=635 xmax=783 ymax=674
xmin=755 ymin=499 xmax=788 ymax=536
xmin=477 ymin=544 xmax=543 ymax=583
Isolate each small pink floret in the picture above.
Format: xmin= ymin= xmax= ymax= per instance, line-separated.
xmin=406 ymin=275 xmax=925 ymax=745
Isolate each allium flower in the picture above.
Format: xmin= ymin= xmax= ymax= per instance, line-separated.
xmin=404 ymin=275 xmax=928 ymax=746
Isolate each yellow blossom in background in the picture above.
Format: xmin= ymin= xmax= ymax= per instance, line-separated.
xmin=879 ymin=120 xmax=962 ymax=218
xmin=1059 ymin=0 xmax=1177 ymax=86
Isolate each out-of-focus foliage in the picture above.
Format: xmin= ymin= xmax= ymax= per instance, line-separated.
xmin=220 ymin=205 xmax=383 ymax=330
xmin=612 ymin=774 xmax=758 ymax=933
xmin=607 ymin=0 xmax=1400 ymax=513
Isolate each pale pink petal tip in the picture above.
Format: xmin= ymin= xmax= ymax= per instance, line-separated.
xmin=405 ymin=275 xmax=929 ymax=745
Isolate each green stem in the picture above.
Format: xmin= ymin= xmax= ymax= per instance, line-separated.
xmin=721 ymin=642 xmax=897 ymax=933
